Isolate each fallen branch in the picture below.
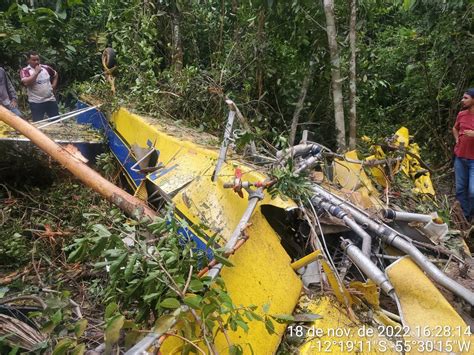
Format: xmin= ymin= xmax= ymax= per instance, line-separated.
xmin=0 ymin=106 xmax=157 ymax=221
xmin=0 ymin=314 xmax=46 ymax=351
xmin=0 ymin=265 xmax=31 ymax=285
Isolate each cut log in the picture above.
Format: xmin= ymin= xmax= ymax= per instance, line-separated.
xmin=0 ymin=106 xmax=157 ymax=221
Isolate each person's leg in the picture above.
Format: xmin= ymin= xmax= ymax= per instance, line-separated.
xmin=29 ymin=102 xmax=47 ymax=122
xmin=454 ymin=157 xmax=470 ymax=218
xmin=44 ymin=100 xmax=59 ymax=119
xmin=467 ymin=159 xmax=474 ymax=220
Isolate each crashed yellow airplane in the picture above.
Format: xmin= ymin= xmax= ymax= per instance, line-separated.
xmin=0 ymin=100 xmax=472 ymax=354
xmin=74 ymin=101 xmax=472 ymax=354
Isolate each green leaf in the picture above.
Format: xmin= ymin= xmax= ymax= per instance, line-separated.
xmin=68 ymin=244 xmax=85 ymax=262
xmin=10 ymin=34 xmax=21 ymax=44
xmin=124 ymin=254 xmax=138 ymax=280
xmin=205 ymin=318 xmax=215 ymax=330
xmin=202 ymin=303 xmax=218 ymax=318
xmin=105 ymin=314 xmax=125 ymax=349
xmin=124 ymin=330 xmax=141 ymax=349
xmin=142 ymin=292 xmax=160 ymax=302
xmin=71 ymin=344 xmax=86 ymax=355
xmin=188 ymin=279 xmax=203 ymax=292
xmin=109 ymin=252 xmax=128 ymax=274
xmin=214 ymin=254 xmax=234 ymax=267
xmin=105 ymin=302 xmax=118 ymax=319
xmin=52 ymin=338 xmax=76 ymax=355
xmin=159 ymin=298 xmax=181 ymax=309
xmin=183 ymin=294 xmax=202 ymax=309
xmin=42 ymin=320 xmax=56 ymax=334
xmin=229 ymin=344 xmax=243 ymax=355
xmin=218 ymin=291 xmax=233 ymax=308
xmin=271 ymin=314 xmax=295 ymax=323
xmin=153 ymin=311 xmax=180 ymax=335
xmin=92 ymin=224 xmax=111 ymax=238
xmin=51 ymin=310 xmax=62 ymax=325
xmin=248 ymin=311 xmax=263 ymax=322
xmin=57 ymin=10 xmax=67 ymax=20
xmin=74 ymin=319 xmax=88 ymax=338
xmin=262 ymin=303 xmax=270 ymax=314
xmin=235 ymin=320 xmax=249 ymax=332
xmin=264 ymin=318 xmax=275 ymax=335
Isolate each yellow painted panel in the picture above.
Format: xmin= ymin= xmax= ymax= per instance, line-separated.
xmin=299 ymin=296 xmax=397 ymax=354
xmin=113 ymin=108 xmax=303 ymax=353
xmin=386 ymin=256 xmax=472 ymax=354
xmin=213 ymin=209 xmax=302 ymax=352
xmin=332 ymin=150 xmax=383 ymax=209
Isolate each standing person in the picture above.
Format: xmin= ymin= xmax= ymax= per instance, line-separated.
xmin=453 ymin=88 xmax=474 ymax=222
xmin=0 ymin=66 xmax=22 ymax=117
xmin=20 ymin=50 xmax=59 ymax=122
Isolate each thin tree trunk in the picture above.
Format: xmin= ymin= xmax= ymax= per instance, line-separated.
xmin=0 ymin=107 xmax=157 ymax=221
xmin=348 ymin=0 xmax=357 ymax=149
xmin=232 ymin=0 xmax=239 ymax=41
xmin=171 ymin=1 xmax=183 ymax=71
xmin=323 ymin=0 xmax=346 ymax=149
xmin=256 ymin=8 xmax=265 ymax=99
xmin=289 ymin=66 xmax=313 ymax=146
xmin=218 ymin=0 xmax=225 ymax=56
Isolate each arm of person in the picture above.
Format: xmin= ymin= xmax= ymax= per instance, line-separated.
xmin=5 ymin=73 xmax=18 ymax=108
xmin=464 ymin=129 xmax=474 ymax=137
xmin=51 ymin=70 xmax=58 ymax=90
xmin=453 ymin=126 xmax=459 ymax=144
xmin=20 ymin=65 xmax=42 ymax=87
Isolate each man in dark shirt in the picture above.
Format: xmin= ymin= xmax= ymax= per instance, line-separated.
xmin=453 ymin=88 xmax=474 ymax=221
xmin=0 ymin=66 xmax=22 ymax=117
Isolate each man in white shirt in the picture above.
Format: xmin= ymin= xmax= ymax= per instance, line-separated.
xmin=20 ymin=51 xmax=59 ymax=122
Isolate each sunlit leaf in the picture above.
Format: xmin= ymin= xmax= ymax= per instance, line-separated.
xmin=159 ymin=298 xmax=181 ymax=309
xmin=105 ymin=314 xmax=125 ymax=349
xmin=74 ymin=319 xmax=88 ymax=338
xmin=52 ymin=338 xmax=76 ymax=355
xmin=183 ymin=294 xmax=202 ymax=309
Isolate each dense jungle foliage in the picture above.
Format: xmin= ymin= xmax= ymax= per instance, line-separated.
xmin=0 ymin=0 xmax=472 ymax=160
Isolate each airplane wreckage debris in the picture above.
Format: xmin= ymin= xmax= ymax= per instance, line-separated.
xmin=1 ymin=101 xmax=474 ymax=353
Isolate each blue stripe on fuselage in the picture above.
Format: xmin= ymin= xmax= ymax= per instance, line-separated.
xmin=76 ymin=102 xmax=144 ymax=187
xmin=75 ymin=102 xmax=216 ymax=257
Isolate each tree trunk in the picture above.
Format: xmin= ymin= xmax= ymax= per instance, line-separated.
xmin=0 ymin=107 xmax=157 ymax=221
xmin=218 ymin=0 xmax=225 ymax=56
xmin=323 ymin=0 xmax=346 ymax=149
xmin=170 ymin=1 xmax=183 ymax=71
xmin=232 ymin=0 xmax=240 ymax=41
xmin=289 ymin=65 xmax=313 ymax=146
xmin=348 ymin=0 xmax=357 ymax=149
xmin=256 ymin=8 xmax=265 ymax=99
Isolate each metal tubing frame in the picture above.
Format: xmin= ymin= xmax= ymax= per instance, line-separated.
xmin=124 ymin=307 xmax=184 ymax=355
xmin=311 ymin=184 xmax=474 ymax=306
xmin=341 ymin=239 xmax=394 ymax=296
xmin=206 ymin=188 xmax=263 ymax=280
xmin=36 ymin=106 xmax=99 ymax=129
xmin=384 ymin=208 xmax=433 ymax=223
xmin=212 ymin=108 xmax=236 ymax=182
xmin=311 ymin=195 xmax=372 ymax=256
